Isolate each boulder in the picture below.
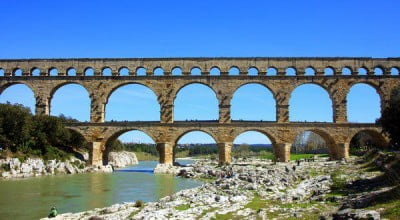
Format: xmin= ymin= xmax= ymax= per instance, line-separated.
xmin=333 ymin=208 xmax=380 ymax=220
xmin=65 ymin=162 xmax=76 ymax=174
xmin=108 ymin=151 xmax=138 ymax=168
xmin=154 ymin=164 xmax=179 ymax=174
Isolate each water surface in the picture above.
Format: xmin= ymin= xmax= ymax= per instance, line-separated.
xmin=0 ymin=160 xmax=201 ymax=220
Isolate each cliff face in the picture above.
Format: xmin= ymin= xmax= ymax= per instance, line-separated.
xmin=108 ymin=151 xmax=138 ymax=168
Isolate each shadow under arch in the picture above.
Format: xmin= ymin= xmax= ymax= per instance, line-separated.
xmin=348 ymin=129 xmax=388 ymax=150
xmin=64 ymin=127 xmax=90 ymax=161
xmin=293 ymin=129 xmax=338 ymax=160
xmin=103 ymin=128 xmax=157 ymax=165
xmin=289 ymin=83 xmax=334 ymax=122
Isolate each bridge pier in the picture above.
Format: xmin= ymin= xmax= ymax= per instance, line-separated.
xmin=335 ymin=143 xmax=350 ymax=160
xmin=35 ymin=96 xmax=50 ymax=115
xmin=274 ymin=143 xmax=291 ymax=162
xmin=218 ymin=142 xmax=232 ymax=165
xmin=89 ymin=142 xmax=104 ymax=166
xmin=157 ymin=142 xmax=174 ymax=165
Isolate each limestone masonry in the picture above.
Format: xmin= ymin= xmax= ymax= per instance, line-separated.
xmin=1 ymin=57 xmax=399 ymax=165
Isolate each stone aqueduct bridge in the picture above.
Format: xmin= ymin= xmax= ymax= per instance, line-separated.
xmin=0 ymin=57 xmax=399 ymax=166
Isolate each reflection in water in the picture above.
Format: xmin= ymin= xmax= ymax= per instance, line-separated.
xmin=0 ymin=160 xmax=201 ymax=220
xmin=155 ymin=174 xmax=177 ymax=198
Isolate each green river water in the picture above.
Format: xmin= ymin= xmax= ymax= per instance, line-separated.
xmin=0 ymin=160 xmax=202 ymax=220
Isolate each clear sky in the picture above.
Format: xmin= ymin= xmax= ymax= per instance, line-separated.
xmin=0 ymin=0 xmax=399 ymax=145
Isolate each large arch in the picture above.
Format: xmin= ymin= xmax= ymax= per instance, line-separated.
xmin=233 ymin=130 xmax=275 ymax=159
xmin=347 ymin=83 xmax=381 ymax=123
xmin=104 ymin=129 xmax=156 ymax=165
xmin=348 ymin=129 xmax=388 ymax=149
xmin=105 ymin=84 xmax=160 ymax=121
xmin=50 ymin=83 xmax=90 ymax=121
xmin=175 ymin=130 xmax=218 ymax=162
xmin=289 ymin=83 xmax=333 ymax=122
xmin=174 ymin=83 xmax=219 ymax=121
xmin=231 ymin=83 xmax=276 ymax=121
xmin=292 ymin=129 xmax=336 ymax=160
xmin=0 ymin=83 xmax=36 ymax=114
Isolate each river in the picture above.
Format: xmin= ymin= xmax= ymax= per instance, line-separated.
xmin=0 ymin=160 xmax=202 ymax=220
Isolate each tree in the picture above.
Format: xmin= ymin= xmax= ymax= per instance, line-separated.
xmin=377 ymin=86 xmax=400 ymax=148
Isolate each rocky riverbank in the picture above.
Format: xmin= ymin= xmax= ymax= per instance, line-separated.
xmin=0 ymin=151 xmax=138 ymax=179
xmin=41 ymin=151 xmax=400 ymax=219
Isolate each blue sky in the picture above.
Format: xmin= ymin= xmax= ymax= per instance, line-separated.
xmin=0 ymin=0 xmax=399 ymax=144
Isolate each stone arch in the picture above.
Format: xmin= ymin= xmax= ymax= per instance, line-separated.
xmin=173 ymin=82 xmax=219 ymax=120
xmin=104 ymin=128 xmax=156 ymax=165
xmin=347 ymin=82 xmax=382 ymax=122
xmin=66 ymin=67 xmax=77 ymax=76
xmin=373 ymin=66 xmax=384 ymax=75
xmin=324 ymin=66 xmax=335 ymax=75
xmin=190 ymin=67 xmax=202 ymax=75
xmin=231 ymin=82 xmax=277 ymax=121
xmin=229 ymin=66 xmax=240 ymax=75
xmin=174 ymin=82 xmax=218 ymax=101
xmin=293 ymin=129 xmax=338 ymax=159
xmin=105 ymin=83 xmax=160 ymax=121
xmin=305 ymin=66 xmax=316 ymax=76
xmin=30 ymin=67 xmax=41 ymax=76
xmin=0 ymin=82 xmax=36 ymax=113
xmin=342 ymin=66 xmax=353 ymax=75
xmin=171 ymin=66 xmax=183 ymax=76
xmin=174 ymin=129 xmax=218 ymax=145
xmin=0 ymin=68 xmax=4 ymax=76
xmin=84 ymin=67 xmax=95 ymax=76
xmin=209 ymin=66 xmax=221 ymax=75
xmin=289 ymin=83 xmax=334 ymax=122
xmin=286 ymin=67 xmax=297 ymax=76
xmin=105 ymin=82 xmax=158 ymax=104
xmin=50 ymin=82 xmax=91 ymax=121
xmin=118 ymin=66 xmax=130 ymax=76
xmin=0 ymin=82 xmax=35 ymax=95
xmin=348 ymin=129 xmax=388 ymax=149
xmin=267 ymin=67 xmax=278 ymax=76
xmin=102 ymin=66 xmax=112 ymax=76
xmin=136 ymin=66 xmax=147 ymax=76
xmin=247 ymin=67 xmax=259 ymax=76
xmin=13 ymin=68 xmax=23 ymax=76
xmin=153 ymin=67 xmax=164 ymax=76
xmin=50 ymin=82 xmax=90 ymax=100
xmin=233 ymin=129 xmax=277 ymax=146
xmin=49 ymin=67 xmax=59 ymax=76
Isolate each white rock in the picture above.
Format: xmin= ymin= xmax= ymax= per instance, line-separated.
xmin=65 ymin=162 xmax=76 ymax=174
xmin=154 ymin=164 xmax=179 ymax=174
xmin=108 ymin=151 xmax=138 ymax=168
xmin=20 ymin=162 xmax=32 ymax=173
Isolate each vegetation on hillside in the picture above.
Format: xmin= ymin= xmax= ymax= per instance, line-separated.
xmin=0 ymin=103 xmax=88 ymax=160
xmin=378 ymin=86 xmax=400 ymax=149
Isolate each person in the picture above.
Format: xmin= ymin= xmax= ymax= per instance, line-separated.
xmin=48 ymin=207 xmax=57 ymax=218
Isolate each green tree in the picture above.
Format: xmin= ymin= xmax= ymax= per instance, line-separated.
xmin=0 ymin=103 xmax=32 ymax=152
xmin=378 ymin=86 xmax=400 ymax=148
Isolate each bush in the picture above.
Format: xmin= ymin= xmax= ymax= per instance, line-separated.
xmin=134 ymin=200 xmax=144 ymax=208
xmin=0 ymin=103 xmax=88 ymax=160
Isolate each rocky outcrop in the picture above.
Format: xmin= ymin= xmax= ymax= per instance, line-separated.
xmin=107 ymin=151 xmax=138 ymax=168
xmin=0 ymin=157 xmax=113 ymax=179
xmin=47 ymin=157 xmax=344 ymax=220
